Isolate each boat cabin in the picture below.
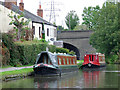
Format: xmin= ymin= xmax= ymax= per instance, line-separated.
xmin=83 ymin=54 xmax=100 ymax=66
xmin=35 ymin=51 xmax=77 ymax=67
xmin=83 ymin=53 xmax=105 ymax=66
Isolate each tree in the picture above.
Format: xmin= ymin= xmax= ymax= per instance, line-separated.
xmin=90 ymin=2 xmax=120 ymax=58
xmin=82 ymin=5 xmax=100 ymax=30
xmin=65 ymin=10 xmax=79 ymax=30
xmin=57 ymin=25 xmax=64 ymax=31
xmin=8 ymin=11 xmax=31 ymax=41
xmin=73 ymin=24 xmax=89 ymax=30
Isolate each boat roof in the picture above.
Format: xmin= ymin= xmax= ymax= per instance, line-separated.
xmin=85 ymin=53 xmax=105 ymax=56
xmin=38 ymin=51 xmax=76 ymax=57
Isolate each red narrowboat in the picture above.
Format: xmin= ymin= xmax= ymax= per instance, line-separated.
xmin=33 ymin=51 xmax=78 ymax=75
xmin=81 ymin=53 xmax=106 ymax=68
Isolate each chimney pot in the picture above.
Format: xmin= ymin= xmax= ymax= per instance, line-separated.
xmin=4 ymin=0 xmax=17 ymax=9
xmin=19 ymin=0 xmax=24 ymax=11
xmin=37 ymin=1 xmax=43 ymax=18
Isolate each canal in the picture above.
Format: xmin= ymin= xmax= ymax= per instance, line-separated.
xmin=2 ymin=64 xmax=120 ymax=88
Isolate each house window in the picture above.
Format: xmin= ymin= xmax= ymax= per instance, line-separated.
xmin=47 ymin=28 xmax=49 ymax=36
xmin=54 ymin=29 xmax=57 ymax=37
xmin=39 ymin=27 xmax=41 ymax=38
xmin=32 ymin=26 xmax=35 ymax=35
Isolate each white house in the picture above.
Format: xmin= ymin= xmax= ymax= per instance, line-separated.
xmin=0 ymin=0 xmax=57 ymax=45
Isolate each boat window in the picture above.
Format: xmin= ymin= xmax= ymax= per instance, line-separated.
xmin=73 ymin=59 xmax=75 ymax=64
xmin=70 ymin=58 xmax=72 ymax=64
xmin=63 ymin=58 xmax=66 ymax=65
xmin=59 ymin=58 xmax=61 ymax=65
xmin=89 ymin=56 xmax=91 ymax=61
xmin=96 ymin=55 xmax=98 ymax=60
xmin=92 ymin=55 xmax=94 ymax=61
xmin=67 ymin=58 xmax=69 ymax=64
xmin=44 ymin=56 xmax=47 ymax=64
xmin=103 ymin=57 xmax=105 ymax=61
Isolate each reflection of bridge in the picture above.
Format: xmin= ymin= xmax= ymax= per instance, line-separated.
xmin=57 ymin=30 xmax=96 ymax=59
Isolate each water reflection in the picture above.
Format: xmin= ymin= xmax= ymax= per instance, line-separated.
xmin=83 ymin=70 xmax=104 ymax=88
xmin=34 ymin=71 xmax=79 ymax=88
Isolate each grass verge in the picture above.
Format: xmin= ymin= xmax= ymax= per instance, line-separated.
xmin=2 ymin=65 xmax=33 ymax=68
xmin=77 ymin=60 xmax=84 ymax=69
xmin=2 ymin=68 xmax=33 ymax=76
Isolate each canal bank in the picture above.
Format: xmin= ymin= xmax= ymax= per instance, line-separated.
xmin=1 ymin=66 xmax=34 ymax=81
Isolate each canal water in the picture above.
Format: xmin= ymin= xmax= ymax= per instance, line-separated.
xmin=2 ymin=64 xmax=120 ymax=88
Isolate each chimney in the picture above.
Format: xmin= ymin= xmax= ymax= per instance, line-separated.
xmin=19 ymin=0 xmax=24 ymax=11
xmin=4 ymin=0 xmax=17 ymax=9
xmin=37 ymin=1 xmax=43 ymax=18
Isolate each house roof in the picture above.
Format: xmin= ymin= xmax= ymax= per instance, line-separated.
xmin=0 ymin=1 xmax=57 ymax=27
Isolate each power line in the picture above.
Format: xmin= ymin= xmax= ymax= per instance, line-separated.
xmin=44 ymin=0 xmax=62 ymax=24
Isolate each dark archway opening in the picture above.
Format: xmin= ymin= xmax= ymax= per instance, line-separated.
xmin=63 ymin=42 xmax=80 ymax=60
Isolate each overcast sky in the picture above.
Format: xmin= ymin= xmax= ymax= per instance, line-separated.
xmin=1 ymin=0 xmax=106 ymax=28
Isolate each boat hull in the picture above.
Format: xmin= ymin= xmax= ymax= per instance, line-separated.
xmin=33 ymin=65 xmax=79 ymax=75
xmin=81 ymin=63 xmax=106 ymax=69
xmin=33 ymin=66 xmax=59 ymax=75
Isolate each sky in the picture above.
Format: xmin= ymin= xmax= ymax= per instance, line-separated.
xmin=1 ymin=0 xmax=106 ymax=28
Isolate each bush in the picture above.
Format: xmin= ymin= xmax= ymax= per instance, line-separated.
xmin=69 ymin=50 xmax=75 ymax=55
xmin=105 ymin=54 xmax=119 ymax=64
xmin=16 ymin=43 xmax=57 ymax=65
xmin=2 ymin=33 xmax=20 ymax=66
xmin=1 ymin=47 xmax=10 ymax=66
xmin=56 ymin=47 xmax=69 ymax=54
xmin=16 ymin=43 xmax=48 ymax=65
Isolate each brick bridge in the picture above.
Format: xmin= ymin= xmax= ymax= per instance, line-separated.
xmin=57 ymin=30 xmax=96 ymax=60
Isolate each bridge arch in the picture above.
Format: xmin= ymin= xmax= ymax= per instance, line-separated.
xmin=63 ymin=42 xmax=80 ymax=60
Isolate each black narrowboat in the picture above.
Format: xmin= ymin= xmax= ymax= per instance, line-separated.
xmin=33 ymin=51 xmax=78 ymax=75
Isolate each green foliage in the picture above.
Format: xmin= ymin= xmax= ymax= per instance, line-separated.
xmin=77 ymin=60 xmax=84 ymax=68
xmin=57 ymin=25 xmax=64 ymax=31
xmin=106 ymin=55 xmax=119 ymax=64
xmin=16 ymin=43 xmax=48 ymax=65
xmin=2 ymin=68 xmax=33 ymax=76
xmin=2 ymin=34 xmax=76 ymax=66
xmin=89 ymin=2 xmax=120 ymax=63
xmin=56 ymin=47 xmax=75 ymax=55
xmin=8 ymin=11 xmax=31 ymax=41
xmin=69 ymin=51 xmax=75 ymax=55
xmin=56 ymin=47 xmax=69 ymax=54
xmin=73 ymin=24 xmax=89 ymax=30
xmin=82 ymin=5 xmax=100 ymax=30
xmin=65 ymin=10 xmax=79 ymax=30
xmin=39 ymin=39 xmax=46 ymax=43
xmin=2 ymin=33 xmax=20 ymax=66
xmin=48 ymin=45 xmax=56 ymax=53
xmin=1 ymin=47 xmax=10 ymax=66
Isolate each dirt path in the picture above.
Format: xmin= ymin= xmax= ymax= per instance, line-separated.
xmin=0 ymin=66 xmax=33 ymax=72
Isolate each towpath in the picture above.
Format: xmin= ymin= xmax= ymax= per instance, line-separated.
xmin=0 ymin=66 xmax=33 ymax=72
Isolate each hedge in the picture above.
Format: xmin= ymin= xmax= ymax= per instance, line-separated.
xmin=16 ymin=43 xmax=56 ymax=65
xmin=2 ymin=33 xmax=75 ymax=66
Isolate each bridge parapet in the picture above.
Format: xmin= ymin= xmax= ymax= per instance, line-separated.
xmin=57 ymin=30 xmax=93 ymax=39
